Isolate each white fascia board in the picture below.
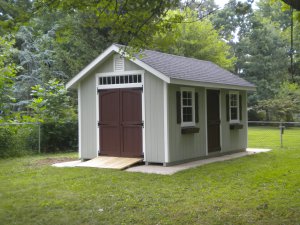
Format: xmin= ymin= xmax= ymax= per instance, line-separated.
xmin=66 ymin=45 xmax=120 ymax=90
xmin=170 ymin=78 xmax=256 ymax=91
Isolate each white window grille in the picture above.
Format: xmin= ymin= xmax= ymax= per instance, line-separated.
xmin=229 ymin=91 xmax=239 ymax=123
xmin=181 ymin=87 xmax=195 ymax=127
xmin=99 ymin=74 xmax=142 ymax=86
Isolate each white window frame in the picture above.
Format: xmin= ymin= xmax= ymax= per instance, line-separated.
xmin=96 ymin=70 xmax=144 ymax=89
xmin=181 ymin=87 xmax=195 ymax=127
xmin=229 ymin=91 xmax=240 ymax=123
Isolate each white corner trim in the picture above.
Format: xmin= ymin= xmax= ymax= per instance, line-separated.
xmin=163 ymin=82 xmax=169 ymax=163
xmin=95 ymin=75 xmax=99 ymax=156
xmin=66 ymin=45 xmax=120 ymax=89
xmin=77 ymin=83 xmax=81 ymax=158
xmin=204 ymin=88 xmax=208 ymax=156
xmin=219 ymin=89 xmax=222 ymax=152
xmin=142 ymin=73 xmax=146 ymax=161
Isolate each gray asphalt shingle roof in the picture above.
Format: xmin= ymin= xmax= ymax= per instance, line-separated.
xmin=134 ymin=48 xmax=254 ymax=88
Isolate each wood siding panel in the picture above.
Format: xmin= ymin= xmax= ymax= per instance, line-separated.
xmin=220 ymin=90 xmax=247 ymax=152
xmin=168 ymin=85 xmax=207 ymax=163
xmin=144 ymin=72 xmax=165 ymax=163
xmin=79 ymin=74 xmax=98 ymax=159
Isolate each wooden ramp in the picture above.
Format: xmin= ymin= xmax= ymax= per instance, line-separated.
xmin=76 ymin=156 xmax=143 ymax=170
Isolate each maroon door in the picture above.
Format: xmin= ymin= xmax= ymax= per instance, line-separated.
xmin=99 ymin=88 xmax=143 ymax=157
xmin=207 ymin=90 xmax=221 ymax=153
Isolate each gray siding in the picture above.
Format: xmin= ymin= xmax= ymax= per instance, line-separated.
xmin=168 ymin=85 xmax=207 ymax=163
xmin=144 ymin=71 xmax=165 ymax=163
xmin=79 ymin=74 xmax=98 ymax=159
xmin=220 ymin=90 xmax=247 ymax=152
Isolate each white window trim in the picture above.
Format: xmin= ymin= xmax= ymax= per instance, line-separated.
xmin=180 ymin=87 xmax=195 ymax=127
xmin=229 ymin=91 xmax=240 ymax=123
xmin=96 ymin=70 xmax=144 ymax=89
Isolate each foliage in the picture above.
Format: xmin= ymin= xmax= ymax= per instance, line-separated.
xmin=256 ymin=82 xmax=300 ymax=121
xmin=153 ymin=9 xmax=236 ymax=70
xmin=33 ymin=0 xmax=182 ymax=50
xmin=13 ymin=25 xmax=67 ymax=110
xmin=0 ymin=36 xmax=18 ymax=121
xmin=0 ymin=146 xmax=300 ymax=224
xmin=40 ymin=122 xmax=78 ymax=153
xmin=212 ymin=0 xmax=254 ymax=41
xmin=28 ymin=79 xmax=76 ymax=123
xmin=236 ymin=16 xmax=290 ymax=104
xmin=0 ymin=124 xmax=38 ymax=158
xmin=0 ymin=0 xmax=33 ymax=35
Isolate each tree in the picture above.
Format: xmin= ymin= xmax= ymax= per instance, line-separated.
xmin=0 ymin=0 xmax=33 ymax=35
xmin=257 ymin=82 xmax=300 ymax=121
xmin=153 ymin=9 xmax=236 ymax=70
xmin=0 ymin=36 xmax=18 ymax=121
xmin=28 ymin=79 xmax=76 ymax=123
xmin=211 ymin=0 xmax=254 ymax=41
xmin=235 ymin=16 xmax=290 ymax=104
xmin=33 ymin=0 xmax=182 ymax=50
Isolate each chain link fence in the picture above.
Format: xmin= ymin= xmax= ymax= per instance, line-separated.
xmin=0 ymin=122 xmax=78 ymax=158
xmin=248 ymin=121 xmax=300 ymax=149
xmin=1 ymin=121 xmax=298 ymax=157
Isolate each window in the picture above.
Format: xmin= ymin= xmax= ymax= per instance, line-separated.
xmin=229 ymin=91 xmax=239 ymax=123
xmin=99 ymin=74 xmax=142 ymax=86
xmin=181 ymin=88 xmax=195 ymax=127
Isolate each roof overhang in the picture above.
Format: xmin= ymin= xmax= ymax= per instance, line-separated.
xmin=170 ymin=78 xmax=256 ymax=91
xmin=66 ymin=44 xmax=170 ymax=89
xmin=282 ymin=0 xmax=300 ymax=10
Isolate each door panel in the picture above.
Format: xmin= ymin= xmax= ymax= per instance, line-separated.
xmin=122 ymin=126 xmax=143 ymax=157
xmin=99 ymin=88 xmax=143 ymax=157
xmin=120 ymin=89 xmax=143 ymax=157
xmin=99 ymin=90 xmax=120 ymax=156
xmin=207 ymin=90 xmax=221 ymax=153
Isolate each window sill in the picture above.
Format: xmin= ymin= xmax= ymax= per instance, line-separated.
xmin=181 ymin=126 xmax=200 ymax=134
xmin=230 ymin=123 xmax=243 ymax=130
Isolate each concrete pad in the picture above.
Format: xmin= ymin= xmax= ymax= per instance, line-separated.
xmin=126 ymin=148 xmax=272 ymax=175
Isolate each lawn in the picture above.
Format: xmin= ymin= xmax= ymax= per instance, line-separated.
xmin=0 ymin=130 xmax=299 ymax=225
xmin=248 ymin=126 xmax=300 ymax=149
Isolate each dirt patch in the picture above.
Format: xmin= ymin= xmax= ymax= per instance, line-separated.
xmin=36 ymin=157 xmax=77 ymax=166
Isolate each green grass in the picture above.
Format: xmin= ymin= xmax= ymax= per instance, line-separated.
xmin=0 ymin=132 xmax=300 ymax=225
xmin=248 ymin=126 xmax=300 ymax=149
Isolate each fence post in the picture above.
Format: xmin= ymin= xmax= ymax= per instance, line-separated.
xmin=279 ymin=123 xmax=285 ymax=148
xmin=38 ymin=123 xmax=41 ymax=154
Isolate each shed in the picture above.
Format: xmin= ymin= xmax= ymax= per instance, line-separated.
xmin=66 ymin=44 xmax=255 ymax=166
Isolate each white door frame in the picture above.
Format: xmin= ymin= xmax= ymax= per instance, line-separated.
xmin=95 ymin=70 xmax=145 ymax=157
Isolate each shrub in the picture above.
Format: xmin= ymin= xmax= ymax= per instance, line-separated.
xmin=0 ymin=124 xmax=38 ymax=158
xmin=40 ymin=121 xmax=78 ymax=153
